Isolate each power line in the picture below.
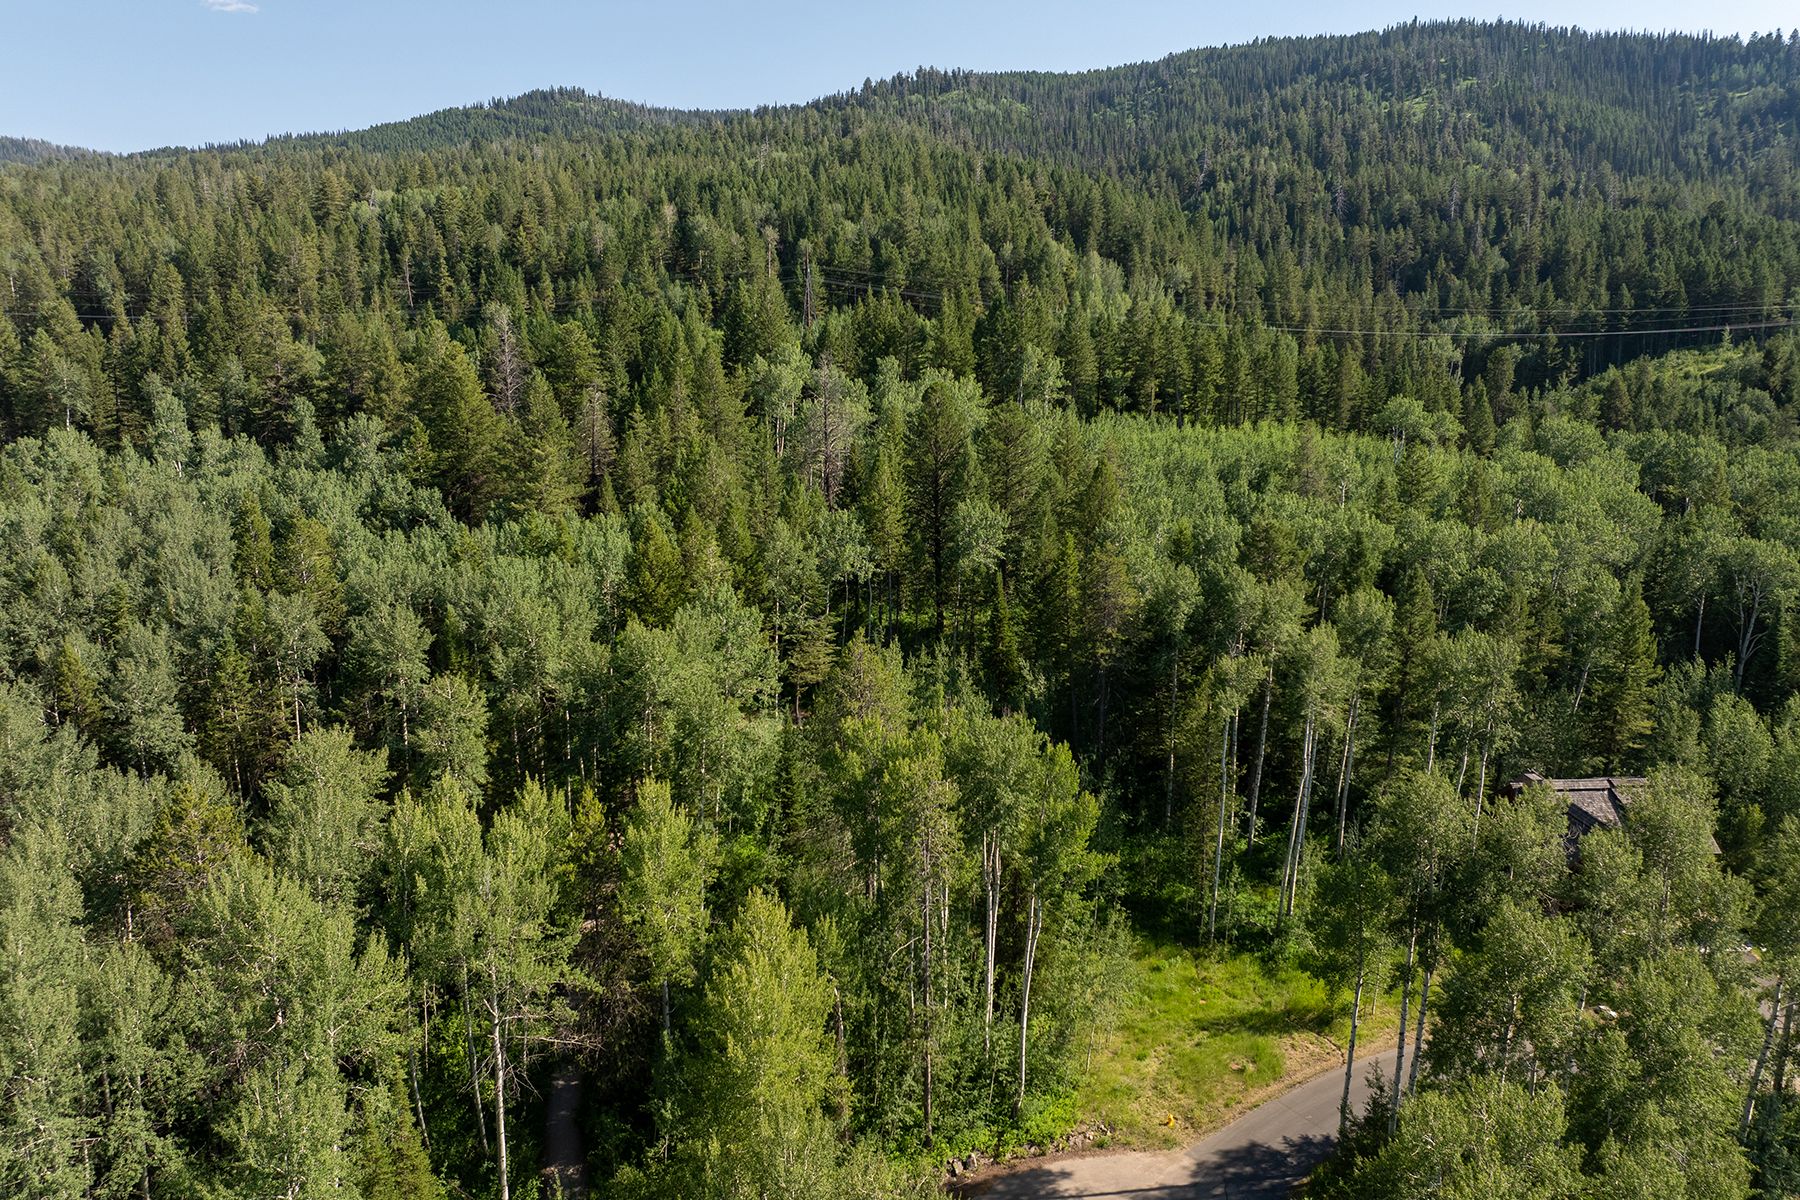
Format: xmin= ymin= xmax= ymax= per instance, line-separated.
xmin=4 ymin=280 xmax=1795 ymax=341
xmin=1238 ymin=317 xmax=1797 ymax=340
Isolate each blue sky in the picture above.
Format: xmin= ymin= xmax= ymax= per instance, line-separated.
xmin=2 ymin=0 xmax=1793 ymax=153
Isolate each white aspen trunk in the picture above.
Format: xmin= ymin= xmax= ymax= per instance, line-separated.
xmin=1425 ymin=700 xmax=1440 ymax=772
xmin=463 ymin=970 xmax=490 ymax=1155
xmin=489 ymin=967 xmax=511 ymax=1200
xmin=1334 ymin=694 xmax=1358 ymax=853
xmin=983 ymin=837 xmax=999 ymax=1055
xmin=1390 ymin=924 xmax=1417 ymax=1134
xmin=410 ymin=1046 xmax=430 ymax=1152
xmin=834 ymin=984 xmax=847 ymax=1078
xmin=1473 ymin=731 xmax=1493 ymax=839
xmin=1017 ymin=892 xmax=1044 ymax=1115
xmin=1743 ymin=971 xmax=1786 ymax=1136
xmin=922 ymin=864 xmax=934 ymax=1144
xmin=1292 ymin=721 xmax=1318 ymax=910
xmin=1209 ymin=714 xmax=1230 ymax=941
xmin=1282 ymin=716 xmax=1316 ymax=919
xmin=1407 ymin=963 xmax=1433 ymax=1096
xmin=1341 ymin=967 xmax=1365 ymax=1132
xmin=1739 ymin=590 xmax=1761 ymax=691
xmin=1230 ymin=708 xmax=1241 ymax=809
xmin=1498 ymin=993 xmax=1521 ymax=1084
xmin=1247 ymin=669 xmax=1274 ymax=845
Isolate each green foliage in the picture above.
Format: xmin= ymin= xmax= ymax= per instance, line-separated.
xmin=1334 ymin=1078 xmax=1584 ymax=1200
xmin=619 ymin=780 xmax=717 ymax=1011
xmin=262 ymin=725 xmax=389 ymax=908
xmin=660 ymin=891 xmax=852 ymax=1200
xmin=2 ymin=20 xmax=1800 ymax=1193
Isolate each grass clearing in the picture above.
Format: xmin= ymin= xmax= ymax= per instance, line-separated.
xmin=1075 ymin=941 xmax=1400 ymax=1148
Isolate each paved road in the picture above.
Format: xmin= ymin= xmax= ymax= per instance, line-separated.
xmin=969 ymin=1053 xmax=1385 ymax=1199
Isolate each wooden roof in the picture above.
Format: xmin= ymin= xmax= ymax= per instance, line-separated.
xmin=1506 ymin=772 xmax=1650 ymax=859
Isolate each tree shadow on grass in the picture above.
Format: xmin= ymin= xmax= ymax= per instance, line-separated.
xmin=1195 ymin=998 xmax=1338 ymax=1038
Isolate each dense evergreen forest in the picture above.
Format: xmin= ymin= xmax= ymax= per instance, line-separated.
xmin=3 ymin=18 xmax=1800 ymax=1200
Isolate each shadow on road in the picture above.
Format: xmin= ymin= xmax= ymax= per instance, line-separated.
xmin=970 ymin=1131 xmax=1337 ymax=1199
xmin=1180 ymin=1133 xmax=1335 ymax=1198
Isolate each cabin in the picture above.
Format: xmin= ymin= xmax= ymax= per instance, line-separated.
xmin=1504 ymin=772 xmax=1649 ymax=862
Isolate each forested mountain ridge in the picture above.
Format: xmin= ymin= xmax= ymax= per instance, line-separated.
xmin=220 ymin=23 xmax=1800 ymax=186
xmin=268 ymin=87 xmax=722 ymax=155
xmin=850 ymin=23 xmax=1800 ymax=186
xmin=0 ymin=135 xmax=100 ymax=165
xmin=2 ymin=18 xmax=1800 ymax=1200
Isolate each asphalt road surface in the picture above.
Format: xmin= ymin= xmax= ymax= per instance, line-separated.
xmin=541 ymin=1063 xmax=587 ymax=1199
xmin=968 ymin=1053 xmax=1383 ymax=1200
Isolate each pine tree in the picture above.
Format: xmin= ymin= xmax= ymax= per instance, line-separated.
xmin=1463 ymin=380 xmax=1497 ymax=456
xmin=627 ymin=509 xmax=686 ymax=628
xmin=502 ymin=374 xmax=583 ymax=518
xmin=412 ymin=323 xmax=504 ymax=522
xmin=1585 ymin=582 xmax=1662 ymax=771
xmin=983 ymin=573 xmax=1026 ymax=709
xmin=904 ymin=376 xmax=976 ymax=638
